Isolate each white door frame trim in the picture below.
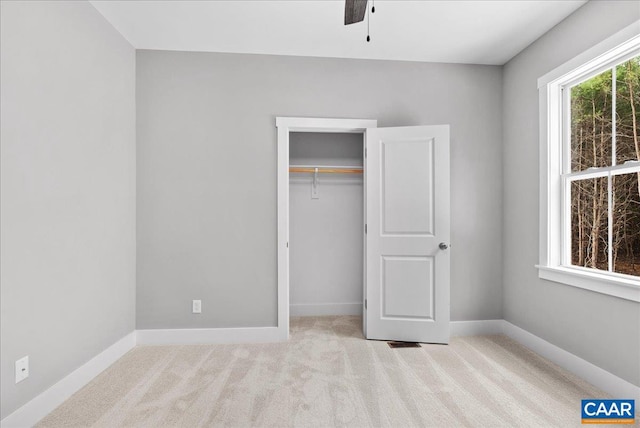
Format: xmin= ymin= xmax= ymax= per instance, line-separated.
xmin=275 ymin=117 xmax=377 ymax=339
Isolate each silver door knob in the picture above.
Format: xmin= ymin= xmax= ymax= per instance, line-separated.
xmin=439 ymin=243 xmax=449 ymax=250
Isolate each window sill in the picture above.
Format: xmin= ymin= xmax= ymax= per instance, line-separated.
xmin=536 ymin=265 xmax=640 ymax=302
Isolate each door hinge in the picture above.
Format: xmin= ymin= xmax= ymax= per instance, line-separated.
xmin=365 ymin=147 xmax=367 ymax=158
xmin=365 ymin=224 xmax=367 ymax=234
xmin=286 ymin=242 xmax=289 ymax=248
xmin=365 ymin=299 xmax=367 ymax=310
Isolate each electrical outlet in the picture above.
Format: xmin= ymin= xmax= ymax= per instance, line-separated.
xmin=192 ymin=300 xmax=202 ymax=314
xmin=15 ymin=356 xmax=29 ymax=384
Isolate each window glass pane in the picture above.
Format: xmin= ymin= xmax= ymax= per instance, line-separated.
xmin=571 ymin=69 xmax=613 ymax=171
xmin=571 ymin=177 xmax=609 ymax=271
xmin=612 ymin=173 xmax=640 ymax=276
xmin=615 ymin=56 xmax=640 ymax=165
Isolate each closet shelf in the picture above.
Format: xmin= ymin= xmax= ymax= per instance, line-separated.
xmin=289 ymin=165 xmax=363 ymax=174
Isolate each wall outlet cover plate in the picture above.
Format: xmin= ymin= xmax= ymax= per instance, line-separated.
xmin=15 ymin=355 xmax=29 ymax=383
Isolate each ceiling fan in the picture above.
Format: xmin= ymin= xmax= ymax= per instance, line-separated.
xmin=344 ymin=0 xmax=376 ymax=41
xmin=344 ymin=0 xmax=369 ymax=25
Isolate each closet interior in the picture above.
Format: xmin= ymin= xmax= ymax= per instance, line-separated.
xmin=289 ymin=132 xmax=365 ymax=320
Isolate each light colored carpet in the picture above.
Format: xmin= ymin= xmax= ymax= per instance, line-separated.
xmin=39 ymin=316 xmax=611 ymax=427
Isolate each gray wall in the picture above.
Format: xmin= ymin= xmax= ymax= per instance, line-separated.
xmin=0 ymin=1 xmax=136 ymax=419
xmin=502 ymin=0 xmax=640 ymax=386
xmin=136 ymin=50 xmax=503 ymax=329
xmin=289 ymin=133 xmax=364 ymax=315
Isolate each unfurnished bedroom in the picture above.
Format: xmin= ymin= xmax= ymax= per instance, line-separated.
xmin=1 ymin=1 xmax=639 ymax=427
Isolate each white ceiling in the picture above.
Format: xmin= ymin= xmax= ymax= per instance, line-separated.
xmin=90 ymin=0 xmax=587 ymax=65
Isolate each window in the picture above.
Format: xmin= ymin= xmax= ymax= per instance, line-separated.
xmin=568 ymin=57 xmax=640 ymax=275
xmin=538 ymin=24 xmax=640 ymax=302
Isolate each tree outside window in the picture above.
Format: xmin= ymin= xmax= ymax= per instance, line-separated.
xmin=569 ymin=55 xmax=640 ymax=277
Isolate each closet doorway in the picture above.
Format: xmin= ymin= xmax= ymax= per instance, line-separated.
xmin=289 ymin=132 xmax=365 ymax=319
xmin=276 ymin=117 xmax=451 ymax=344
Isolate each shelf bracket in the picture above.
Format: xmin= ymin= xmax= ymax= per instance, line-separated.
xmin=311 ymin=167 xmax=319 ymax=199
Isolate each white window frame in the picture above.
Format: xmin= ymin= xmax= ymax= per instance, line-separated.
xmin=538 ymin=21 xmax=640 ymax=303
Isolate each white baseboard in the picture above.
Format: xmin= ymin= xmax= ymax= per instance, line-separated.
xmin=136 ymin=326 xmax=287 ymax=345
xmin=501 ymin=320 xmax=640 ymax=406
xmin=0 ymin=331 xmax=136 ymax=428
xmin=290 ymin=303 xmax=362 ymax=316
xmin=451 ymin=319 xmax=504 ymax=336
xmin=4 ymin=319 xmax=638 ymax=426
xmin=450 ymin=319 xmax=639 ymax=404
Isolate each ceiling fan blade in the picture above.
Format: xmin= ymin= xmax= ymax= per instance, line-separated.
xmin=344 ymin=0 xmax=367 ymax=25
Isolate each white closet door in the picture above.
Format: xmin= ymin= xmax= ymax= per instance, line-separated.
xmin=365 ymin=125 xmax=450 ymax=343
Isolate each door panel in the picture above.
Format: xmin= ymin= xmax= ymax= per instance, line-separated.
xmin=382 ymin=139 xmax=434 ymax=235
xmin=366 ymin=125 xmax=450 ymax=343
xmin=382 ymin=256 xmax=433 ymax=319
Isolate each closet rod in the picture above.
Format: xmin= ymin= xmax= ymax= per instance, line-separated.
xmin=289 ymin=165 xmax=363 ymax=174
